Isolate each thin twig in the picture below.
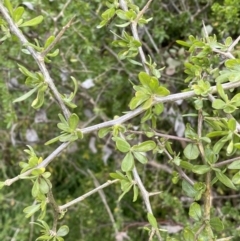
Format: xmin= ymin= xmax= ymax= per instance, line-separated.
xmin=47 ymin=189 xmax=60 ymax=232
xmin=147 ymin=161 xmax=173 ymax=174
xmin=88 ymin=170 xmax=119 ymax=236
xmin=191 ymin=3 xmax=209 ymax=22
xmin=194 ymin=223 xmax=206 ymax=240
xmin=119 ymin=0 xmax=149 ymax=73
xmin=198 ymin=108 xmax=212 ymax=238
xmin=127 ymin=130 xmax=192 ymax=142
xmin=59 ymin=179 xmax=119 ymax=211
xmin=204 ymin=171 xmax=213 ymax=239
xmin=213 ymin=156 xmax=240 ymax=168
xmin=135 ymin=0 xmax=153 ymax=24
xmin=41 ymin=17 xmax=75 ymax=57
xmin=54 ymin=0 xmax=73 ymax=22
xmin=0 ymin=3 xmax=70 ymax=119
xmin=228 ymin=35 xmax=240 ymax=52
xmin=198 ymin=110 xmax=207 ymax=163
xmin=132 ymin=167 xmax=162 ymax=241
xmin=143 ymin=26 xmax=159 ymax=54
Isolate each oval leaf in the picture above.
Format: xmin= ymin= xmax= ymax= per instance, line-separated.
xmin=68 ymin=113 xmax=79 ymax=130
xmin=98 ymin=127 xmax=111 ymax=138
xmin=57 ymin=225 xmax=69 ymax=237
xmin=183 ymin=144 xmax=200 ymax=160
xmin=133 ymin=152 xmax=148 ymax=164
xmin=192 ymin=165 xmax=210 ymax=175
xmin=115 ymin=137 xmax=131 ymax=153
xmin=232 ymin=171 xmax=240 ymax=185
xmin=121 ymin=152 xmax=134 ymax=172
xmin=210 ymin=217 xmax=224 ymax=232
xmin=147 ymin=213 xmax=158 ymax=229
xmin=132 ymin=140 xmax=156 ymax=152
xmin=189 ymin=202 xmax=202 ymax=221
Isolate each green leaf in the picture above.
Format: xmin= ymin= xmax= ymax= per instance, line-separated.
xmin=180 ymin=161 xmax=193 ymax=170
xmin=97 ymin=19 xmax=108 ymax=29
xmin=118 ymin=182 xmax=132 ymax=201
xmin=138 ymin=72 xmax=151 ymax=87
xmin=212 ymin=99 xmax=226 ymax=110
xmin=42 ymin=172 xmax=51 ymax=179
xmin=182 ymin=180 xmax=196 ymax=198
xmin=56 ymin=225 xmax=69 ymax=237
xmin=110 ymin=172 xmax=127 ymax=180
xmin=141 ymin=108 xmax=152 ymax=123
xmin=4 ymin=0 xmax=13 ymax=17
xmin=44 ymin=136 xmax=60 ymax=145
xmin=68 ymin=113 xmax=79 ymax=130
xmin=192 ymin=165 xmax=210 ymax=175
xmin=228 ymin=160 xmax=240 ymax=169
xmin=115 ymin=22 xmax=131 ymax=28
xmin=217 ymin=83 xmax=228 ymax=102
xmin=176 ymin=40 xmax=191 ymax=47
xmin=101 ymin=8 xmax=115 ymax=20
xmin=207 ymin=131 xmax=229 ymax=138
xmin=13 ymin=86 xmax=39 ymax=103
xmin=57 ymin=123 xmax=71 ymax=132
xmin=114 ymin=137 xmax=131 ymax=153
xmin=77 ymin=130 xmax=83 ymax=139
xmin=183 ymin=227 xmax=195 ymax=241
xmin=46 ymin=49 xmax=59 ymax=57
xmin=58 ymin=113 xmax=68 ymax=126
xmin=23 ymin=204 xmax=41 ymax=218
xmin=98 ymin=127 xmax=111 ymax=138
xmin=115 ymin=9 xmax=127 ymax=20
xmin=227 ymin=140 xmax=234 ymax=154
xmin=147 ymin=213 xmax=158 ymax=229
xmin=121 ymin=152 xmax=134 ymax=172
xmin=154 ymin=86 xmax=170 ymax=96
xmin=183 ymin=144 xmax=200 ymax=160
xmin=20 ymin=15 xmax=44 ymax=27
xmin=44 ymin=35 xmax=55 ymax=49
xmin=189 ymin=202 xmax=202 ymax=221
xmin=13 ymin=7 xmax=24 ymax=22
xmin=31 ymin=87 xmax=46 ymax=109
xmin=133 ymin=185 xmax=138 ymax=202
xmin=31 ymin=168 xmax=45 ymax=176
xmin=232 ymin=171 xmax=240 ymax=184
xmin=129 ymin=95 xmax=149 ymax=110
xmin=39 ymin=178 xmax=50 ymax=194
xmin=228 ymin=118 xmax=236 ymax=131
xmin=153 ymin=103 xmax=164 ymax=115
xmin=213 ymin=136 xmax=231 ymax=153
xmin=18 ymin=64 xmax=38 ymax=79
xmin=131 ymin=140 xmax=156 ymax=152
xmin=133 ymin=152 xmax=148 ymax=164
xmin=59 ymin=133 xmax=78 ymax=142
xmin=142 ymin=98 xmax=153 ymax=110
xmin=32 ymin=180 xmax=40 ymax=197
xmin=210 ymin=217 xmax=224 ymax=231
xmin=216 ymin=171 xmax=237 ymax=190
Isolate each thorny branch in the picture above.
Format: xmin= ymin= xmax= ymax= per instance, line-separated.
xmin=59 ymin=179 xmax=119 ymax=211
xmin=41 ymin=17 xmax=75 ymax=57
xmin=4 ymin=77 xmax=240 ymax=187
xmin=0 ymin=3 xmax=71 ymax=119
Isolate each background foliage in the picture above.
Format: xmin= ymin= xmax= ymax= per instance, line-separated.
xmin=1 ymin=0 xmax=240 ymax=240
